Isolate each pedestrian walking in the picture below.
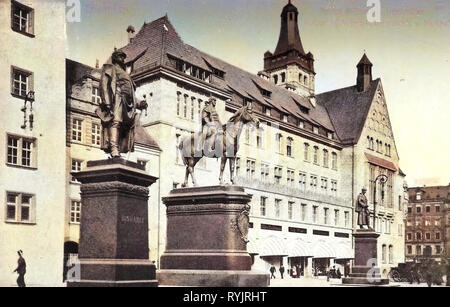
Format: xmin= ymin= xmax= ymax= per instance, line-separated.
xmin=279 ymin=265 xmax=285 ymax=279
xmin=270 ymin=265 xmax=276 ymax=279
xmin=13 ymin=250 xmax=26 ymax=287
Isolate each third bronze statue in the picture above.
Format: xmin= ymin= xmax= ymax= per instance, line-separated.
xmin=356 ymin=188 xmax=372 ymax=229
xmin=96 ymin=50 xmax=148 ymax=157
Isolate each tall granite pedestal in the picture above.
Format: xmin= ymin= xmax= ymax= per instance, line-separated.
xmin=342 ymin=229 xmax=389 ymax=285
xmin=157 ymin=186 xmax=269 ymax=287
xmin=67 ymin=158 xmax=158 ymax=287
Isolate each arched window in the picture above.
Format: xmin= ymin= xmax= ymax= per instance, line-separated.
xmin=176 ymin=91 xmax=181 ymax=116
xmin=286 ymin=137 xmax=293 ymax=157
xmin=281 ymin=72 xmax=286 ymax=83
xmin=304 ymin=75 xmax=308 ymax=85
xmin=304 ymin=143 xmax=310 ymax=161
xmin=183 ymin=94 xmax=188 ymax=118
xmin=313 ymin=146 xmax=319 ymax=164
xmin=274 ymin=75 xmax=278 ymax=84
xmin=323 ymin=149 xmax=329 ymax=168
xmin=299 ymin=73 xmax=303 ymax=82
xmin=332 ymin=152 xmax=337 ymax=170
xmin=382 ymin=244 xmax=387 ymax=263
xmin=276 ymin=133 xmax=283 ymax=153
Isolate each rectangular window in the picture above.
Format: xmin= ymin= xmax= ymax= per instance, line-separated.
xmin=91 ymin=123 xmax=101 ymax=146
xmin=274 ymin=166 xmax=283 ymax=184
xmin=320 ymin=177 xmax=328 ymax=193
xmin=91 ymin=87 xmax=101 ymax=104
xmin=407 ymin=233 xmax=412 ymax=240
xmin=416 ymin=206 xmax=421 ymax=214
xmin=246 ymin=159 xmax=256 ymax=180
xmin=323 ymin=150 xmax=329 ymax=168
xmin=176 ymin=92 xmax=181 ymax=116
xmin=286 ymin=138 xmax=293 ymax=157
xmin=7 ymin=135 xmax=36 ymax=168
xmin=191 ymin=97 xmax=195 ymax=120
xmin=235 ymin=158 xmax=241 ymax=177
xmin=436 ymin=232 xmax=441 ymax=240
xmin=261 ymin=163 xmax=270 ymax=182
xmin=5 ymin=192 xmax=34 ymax=223
xmin=312 ymin=206 xmax=318 ymax=223
xmin=260 ymin=196 xmax=266 ymax=217
xmin=11 ymin=1 xmax=34 ymax=35
xmin=398 ymin=195 xmax=402 ymax=211
xmin=274 ymin=199 xmax=281 ymax=218
xmin=70 ymin=200 xmax=82 ymax=224
xmin=426 ymin=206 xmax=430 ymax=213
xmin=416 ymin=246 xmax=421 ymax=255
xmin=310 ymin=175 xmax=318 ymax=190
xmin=287 ymin=169 xmax=295 ymax=187
xmin=11 ymin=66 xmax=33 ymax=97
xmin=72 ymin=118 xmax=83 ymax=142
xmin=288 ymin=202 xmax=294 ymax=220
xmin=331 ymin=152 xmax=337 ymax=170
xmin=334 ymin=209 xmax=339 ymax=226
xmin=313 ymin=146 xmax=319 ymax=164
xmin=436 ymin=245 xmax=441 ymax=254
xmin=331 ymin=180 xmax=338 ymax=196
xmin=71 ymin=159 xmax=82 ymax=182
xmin=324 ymin=208 xmax=329 ymax=225
xmin=407 ymin=245 xmax=412 ymax=255
xmin=301 ymin=204 xmax=307 ymax=221
xmin=304 ymin=143 xmax=309 ymax=161
xmin=344 ymin=211 xmax=349 ymax=227
xmin=298 ymin=172 xmax=307 ymax=190
xmin=435 ymin=205 xmax=440 ymax=213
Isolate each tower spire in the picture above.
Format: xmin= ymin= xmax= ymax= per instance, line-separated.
xmin=274 ymin=0 xmax=304 ymax=56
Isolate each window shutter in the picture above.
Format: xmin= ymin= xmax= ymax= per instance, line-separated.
xmin=28 ymin=9 xmax=34 ymax=34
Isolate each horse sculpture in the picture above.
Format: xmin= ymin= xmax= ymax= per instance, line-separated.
xmin=178 ymin=105 xmax=259 ymax=187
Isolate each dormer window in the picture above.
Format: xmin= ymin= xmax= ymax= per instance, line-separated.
xmin=327 ymin=132 xmax=334 ymax=140
xmin=260 ymin=89 xmax=271 ymax=98
xmin=264 ymin=107 xmax=271 ymax=116
xmin=298 ymin=120 xmax=305 ymax=129
xmin=212 ymin=68 xmax=225 ymax=79
xmin=416 ymin=192 xmax=421 ymax=200
xmin=282 ymin=114 xmax=288 ymax=123
xmin=313 ymin=126 xmax=319 ymax=134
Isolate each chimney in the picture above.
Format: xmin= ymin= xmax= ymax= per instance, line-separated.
xmin=127 ymin=25 xmax=136 ymax=43
xmin=356 ymin=53 xmax=373 ymax=92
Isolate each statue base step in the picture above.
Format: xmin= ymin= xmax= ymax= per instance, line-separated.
xmin=157 ymin=269 xmax=269 ymax=287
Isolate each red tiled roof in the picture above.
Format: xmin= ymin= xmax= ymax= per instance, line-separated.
xmin=365 ymin=153 xmax=397 ymax=172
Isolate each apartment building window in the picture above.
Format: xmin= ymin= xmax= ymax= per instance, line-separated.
xmin=313 ymin=146 xmax=319 ymax=164
xmin=191 ymin=97 xmax=195 ymax=120
xmin=416 ymin=206 xmax=421 ymax=214
xmin=398 ymin=196 xmax=402 ymax=211
xmin=436 ymin=246 xmax=441 ymax=255
xmin=286 ymin=137 xmax=293 ymax=157
xmin=288 ymin=202 xmax=294 ymax=220
xmin=256 ymin=129 xmax=263 ymax=149
xmin=301 ymin=204 xmax=307 ymax=221
xmin=310 ymin=175 xmax=318 ymax=190
xmin=275 ymin=134 xmax=282 ymax=153
xmin=324 ymin=208 xmax=329 ymax=224
xmin=287 ymin=169 xmax=295 ymax=187
xmin=320 ymin=177 xmax=328 ymax=193
xmin=323 ymin=150 xmax=329 ymax=168
xmin=407 ymin=207 xmax=412 ymax=214
xmin=91 ymin=87 xmax=101 ymax=104
xmin=176 ymin=92 xmax=181 ymax=116
xmin=281 ymin=72 xmax=286 ymax=83
xmin=183 ymin=94 xmax=188 ymax=118
xmin=6 ymin=192 xmax=34 ymax=223
xmin=261 ymin=163 xmax=270 ymax=182
xmin=344 ymin=211 xmax=349 ymax=227
xmin=71 ymin=159 xmax=82 ymax=182
xmin=416 ymin=245 xmax=421 ymax=255
xmin=235 ymin=158 xmax=241 ymax=176
xmin=425 ymin=220 xmax=430 ymax=226
xmin=436 ymin=232 xmax=441 ymax=240
xmin=382 ymin=244 xmax=386 ymax=263
xmin=407 ymin=233 xmax=412 ymax=240
xmin=416 ymin=192 xmax=421 ymax=200
xmin=334 ymin=209 xmax=339 ymax=226
xmin=7 ymin=135 xmax=36 ymax=168
xmin=70 ymin=200 xmax=81 ymax=224
xmin=91 ymin=123 xmax=101 ymax=146
xmin=387 ymin=171 xmax=393 ymax=208
xmin=389 ymin=245 xmax=393 ymax=263
xmin=274 ymin=199 xmax=281 ymax=218
xmin=435 ymin=205 xmax=440 ymax=213
xmin=304 ymin=143 xmax=310 ymax=161
xmin=11 ymin=1 xmax=34 ymax=36
xmin=425 ymin=233 xmax=431 ymax=240
xmin=312 ymin=206 xmax=318 ymax=223
xmin=416 ymin=232 xmax=422 ymax=240
xmin=72 ymin=118 xmax=83 ymax=142
xmin=298 ymin=172 xmax=307 ymax=190
xmin=274 ymin=166 xmax=283 ymax=184
xmin=435 ymin=220 xmax=441 ymax=227
xmin=260 ymin=197 xmax=266 ymax=217
xmin=11 ymin=66 xmax=33 ymax=97
xmin=246 ymin=159 xmax=255 ymax=180
xmin=407 ymin=245 xmax=412 ymax=255
xmin=331 ymin=180 xmax=338 ymax=196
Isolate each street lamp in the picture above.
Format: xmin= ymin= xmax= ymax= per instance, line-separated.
xmin=373 ymin=174 xmax=388 ymax=230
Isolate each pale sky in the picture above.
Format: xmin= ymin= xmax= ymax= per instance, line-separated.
xmin=66 ymin=0 xmax=450 ymax=187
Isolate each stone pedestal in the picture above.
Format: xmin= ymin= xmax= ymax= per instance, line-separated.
xmin=157 ymin=186 xmax=269 ymax=287
xmin=342 ymin=229 xmax=389 ymax=285
xmin=67 ymin=158 xmax=158 ymax=287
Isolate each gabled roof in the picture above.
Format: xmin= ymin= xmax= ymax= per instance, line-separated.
xmin=317 ymin=79 xmax=381 ymax=144
xmin=357 ymin=53 xmax=373 ymax=66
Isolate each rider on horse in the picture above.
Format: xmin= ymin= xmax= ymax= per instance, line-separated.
xmin=201 ymin=98 xmax=223 ymax=153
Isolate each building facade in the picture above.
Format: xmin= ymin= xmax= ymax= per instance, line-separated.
xmin=93 ymin=1 xmax=406 ymax=277
xmin=406 ymin=185 xmax=450 ymax=263
xmin=0 ymin=0 xmax=67 ymax=286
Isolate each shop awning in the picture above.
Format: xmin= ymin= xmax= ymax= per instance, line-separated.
xmin=311 ymin=241 xmax=336 ymax=259
xmin=287 ymin=239 xmax=313 ymax=258
xmin=260 ymin=236 xmax=288 ymax=257
xmin=335 ymin=243 xmax=354 ymax=260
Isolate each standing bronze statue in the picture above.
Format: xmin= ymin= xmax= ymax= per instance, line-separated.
xmin=356 ymin=188 xmax=371 ymax=229
xmin=201 ymin=98 xmax=223 ymax=153
xmin=96 ymin=50 xmax=148 ymax=157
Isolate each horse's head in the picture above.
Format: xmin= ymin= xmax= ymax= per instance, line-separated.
xmin=232 ymin=104 xmax=260 ymax=128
